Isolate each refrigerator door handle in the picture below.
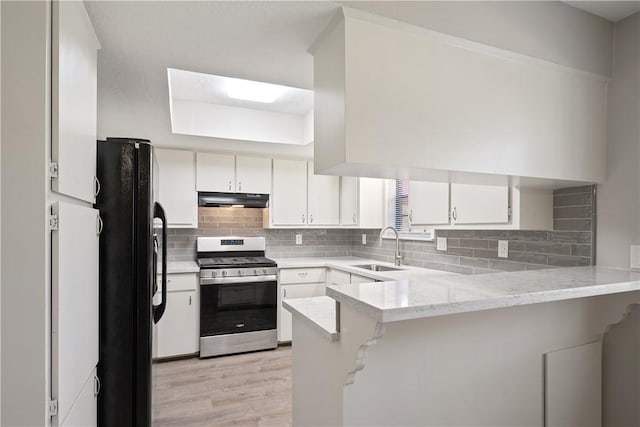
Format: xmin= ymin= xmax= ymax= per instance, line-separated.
xmin=152 ymin=234 xmax=159 ymax=296
xmin=152 ymin=202 xmax=168 ymax=324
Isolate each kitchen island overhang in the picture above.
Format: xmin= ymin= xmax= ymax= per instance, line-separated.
xmin=286 ymin=266 xmax=640 ymax=427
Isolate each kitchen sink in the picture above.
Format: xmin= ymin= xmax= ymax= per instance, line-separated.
xmin=352 ymin=264 xmax=403 ymax=272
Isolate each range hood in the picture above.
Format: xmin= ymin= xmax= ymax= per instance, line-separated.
xmin=198 ymin=192 xmax=269 ymax=208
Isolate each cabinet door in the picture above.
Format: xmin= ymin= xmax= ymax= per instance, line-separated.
xmin=154 ymin=291 xmax=198 ymax=358
xmin=350 ymin=274 xmax=375 ymax=284
xmin=359 ymin=178 xmax=385 ymax=228
xmin=196 ymin=152 xmax=235 ymax=192
xmin=451 ymin=183 xmax=509 ymax=224
xmin=408 ymin=181 xmax=450 ymax=225
xmin=60 ymin=368 xmax=97 ymax=427
xmin=156 ymin=149 xmax=197 ymax=228
xmin=51 ymin=202 xmax=99 ymax=425
xmin=307 ymin=162 xmax=340 ymax=226
xmin=279 ymin=283 xmax=326 ymax=342
xmin=52 ymin=1 xmax=100 ymax=203
xmin=328 ymin=269 xmax=351 ymax=286
xmin=236 ymin=156 xmax=271 ymax=194
xmin=340 ymin=177 xmax=358 ymax=225
xmin=272 ymin=159 xmax=307 ymax=225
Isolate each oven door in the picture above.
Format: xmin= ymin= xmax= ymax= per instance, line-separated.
xmin=200 ymin=276 xmax=277 ymax=337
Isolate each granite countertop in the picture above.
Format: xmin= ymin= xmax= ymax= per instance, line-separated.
xmin=326 ymin=266 xmax=640 ymax=323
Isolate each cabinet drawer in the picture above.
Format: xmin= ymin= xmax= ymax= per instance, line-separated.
xmin=279 ymin=268 xmax=327 ymax=284
xmin=158 ymin=273 xmax=198 ymax=292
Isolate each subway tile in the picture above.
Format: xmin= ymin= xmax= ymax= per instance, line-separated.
xmin=553 ymin=219 xmax=592 ymax=231
xmin=473 ymin=230 xmax=508 ymax=239
xmin=548 ymin=231 xmax=592 ymax=243
xmin=445 ymin=230 xmax=476 ymax=238
xmin=507 ymin=251 xmax=547 ymax=265
xmin=446 ymin=264 xmax=473 ymax=275
xmin=553 ymin=206 xmax=592 ymax=219
xmin=506 ymin=231 xmax=549 ymax=241
xmin=487 ymin=260 xmax=528 ymax=272
xmin=422 ymin=261 xmax=449 ymax=272
xmin=525 ymin=264 xmax=555 ymax=271
xmin=547 ymin=255 xmax=591 ymax=267
xmin=472 ymin=268 xmax=502 ymax=275
xmin=447 ymin=238 xmax=461 ymax=248
xmin=458 ymin=239 xmax=490 ymax=249
xmin=473 ymin=248 xmax=500 ymax=259
xmin=447 ymin=247 xmax=473 ymax=257
xmin=553 ymin=185 xmax=594 ymax=196
xmin=553 ymin=192 xmax=593 ymax=207
xmin=524 ymin=241 xmax=572 ymax=255
xmin=571 ymin=244 xmax=592 ymax=257
xmin=459 ymin=257 xmax=489 ymax=268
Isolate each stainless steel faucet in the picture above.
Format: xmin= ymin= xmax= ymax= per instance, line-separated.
xmin=380 ymin=226 xmax=402 ymax=266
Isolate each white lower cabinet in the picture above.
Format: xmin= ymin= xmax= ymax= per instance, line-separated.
xmin=60 ymin=368 xmax=98 ymax=427
xmin=153 ymin=273 xmax=199 ymax=358
xmin=328 ymin=268 xmax=376 ymax=285
xmin=278 ymin=268 xmax=327 ymax=342
xmin=350 ymin=273 xmax=375 ymax=284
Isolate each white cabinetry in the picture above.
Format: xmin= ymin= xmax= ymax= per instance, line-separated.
xmin=197 ymin=153 xmax=271 ymax=194
xmin=408 ymin=181 xmax=450 ymax=226
xmin=153 ymin=273 xmax=199 ymax=358
xmin=196 ymin=152 xmax=235 ymax=192
xmin=51 ymin=202 xmax=99 ymax=426
xmin=236 ymin=156 xmax=271 ymax=194
xmin=52 ymin=0 xmax=101 ymax=203
xmin=60 ymin=369 xmax=98 ymax=427
xmin=327 ymin=268 xmax=376 ymax=285
xmin=350 ymin=273 xmax=375 ymax=284
xmin=450 ymin=183 xmax=509 ymax=225
xmin=278 ymin=268 xmax=327 ymax=342
xmin=156 ymin=149 xmax=198 ymax=228
xmin=271 ymin=159 xmax=308 ymax=226
xmin=340 ymin=177 xmax=385 ymax=228
xmin=307 ymin=162 xmax=340 ymax=226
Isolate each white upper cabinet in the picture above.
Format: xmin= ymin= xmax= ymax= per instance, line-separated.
xmin=52 ymin=1 xmax=101 ymax=203
xmin=311 ymin=7 xmax=607 ymax=184
xmin=272 ymin=159 xmax=308 ymax=226
xmin=196 ymin=152 xmax=235 ymax=192
xmin=450 ymin=183 xmax=509 ymax=225
xmin=236 ymin=156 xmax=272 ymax=194
xmin=156 ymin=149 xmax=198 ymax=228
xmin=340 ymin=177 xmax=358 ymax=226
xmin=307 ymin=162 xmax=340 ymax=226
xmin=408 ymin=181 xmax=450 ymax=225
xmin=197 ymin=153 xmax=271 ymax=194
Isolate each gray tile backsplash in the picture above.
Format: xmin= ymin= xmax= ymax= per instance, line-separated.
xmin=168 ymin=185 xmax=596 ymax=274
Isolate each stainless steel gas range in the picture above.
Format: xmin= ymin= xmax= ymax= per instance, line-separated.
xmin=197 ymin=236 xmax=278 ymax=358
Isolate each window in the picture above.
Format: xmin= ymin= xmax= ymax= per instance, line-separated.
xmin=394 ymin=179 xmax=409 ymax=232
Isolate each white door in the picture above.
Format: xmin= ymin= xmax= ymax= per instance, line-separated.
xmin=154 ymin=291 xmax=198 ymax=358
xmin=307 ymin=161 xmax=340 ymax=226
xmin=51 ymin=1 xmax=101 ymax=203
xmin=408 ymin=181 xmax=450 ymax=225
xmin=51 ymin=202 xmax=99 ymax=426
xmin=279 ymin=283 xmax=326 ymax=342
xmin=196 ymin=152 xmax=235 ymax=192
xmin=340 ymin=177 xmax=358 ymax=225
xmin=272 ymin=159 xmax=307 ymax=225
xmin=60 ymin=369 xmax=98 ymax=427
xmin=236 ymin=156 xmax=271 ymax=194
xmin=451 ymin=183 xmax=509 ymax=224
xmin=156 ymin=149 xmax=197 ymax=228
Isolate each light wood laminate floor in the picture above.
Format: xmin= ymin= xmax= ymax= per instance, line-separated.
xmin=153 ymin=346 xmax=292 ymax=426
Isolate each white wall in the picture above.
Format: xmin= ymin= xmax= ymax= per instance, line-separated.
xmin=597 ymin=14 xmax=640 ymax=268
xmin=343 ymin=1 xmax=613 ymax=77
xmin=1 ymin=1 xmax=50 ymax=425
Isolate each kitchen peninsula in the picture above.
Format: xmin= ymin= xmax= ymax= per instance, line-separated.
xmin=284 ymin=265 xmax=640 ymax=426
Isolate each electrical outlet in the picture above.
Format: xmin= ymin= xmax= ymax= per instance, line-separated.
xmin=362 ymin=234 xmax=367 ymax=245
xmin=295 ymin=234 xmax=302 ymax=245
xmin=631 ymin=245 xmax=640 ymax=270
xmin=498 ymin=240 xmax=509 ymax=258
xmin=436 ymin=237 xmax=447 ymax=251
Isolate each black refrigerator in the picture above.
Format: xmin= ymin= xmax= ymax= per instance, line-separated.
xmin=95 ymin=138 xmax=167 ymax=427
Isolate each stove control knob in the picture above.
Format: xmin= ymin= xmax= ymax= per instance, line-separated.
xmin=222 ymin=271 xmax=227 ymax=276
xmin=254 ymin=269 xmax=259 ymax=276
xmin=263 ymin=268 xmax=267 ymax=275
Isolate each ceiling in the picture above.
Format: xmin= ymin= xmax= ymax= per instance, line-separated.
xmin=564 ymin=1 xmax=640 ymax=22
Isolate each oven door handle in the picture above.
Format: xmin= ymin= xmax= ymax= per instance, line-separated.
xmin=200 ymin=275 xmax=277 ymax=285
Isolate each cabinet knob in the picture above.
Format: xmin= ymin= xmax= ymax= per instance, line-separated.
xmin=94 ymin=374 xmax=101 ymax=396
xmin=93 ymin=176 xmax=101 ymax=197
xmin=310 ymin=214 xmax=314 ymax=223
xmin=409 ymin=210 xmax=413 ymax=222
xmin=238 ymin=181 xmax=242 ymax=191
xmin=298 ymin=272 xmax=308 ymax=277
xmin=228 ymin=181 xmax=232 ymax=191
xmin=452 ymin=207 xmax=457 ymax=221
xmin=353 ymin=214 xmax=356 ymax=223
xmin=302 ymin=214 xmax=305 ymax=223
xmin=283 ymin=288 xmax=287 ymax=298
xmin=189 ymin=295 xmax=192 ymax=305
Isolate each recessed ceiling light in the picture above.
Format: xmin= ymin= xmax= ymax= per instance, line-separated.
xmin=225 ymin=78 xmax=283 ymax=103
